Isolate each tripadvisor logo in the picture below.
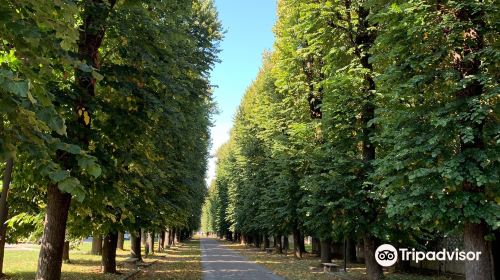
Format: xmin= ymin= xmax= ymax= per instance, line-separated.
xmin=375 ymin=244 xmax=482 ymax=267
xmin=375 ymin=244 xmax=398 ymax=267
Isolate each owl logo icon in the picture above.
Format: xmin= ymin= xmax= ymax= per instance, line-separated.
xmin=375 ymin=244 xmax=398 ymax=267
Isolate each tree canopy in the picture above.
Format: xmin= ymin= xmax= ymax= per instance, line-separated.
xmin=203 ymin=1 xmax=499 ymax=280
xmin=1 ymin=0 xmax=221 ymax=277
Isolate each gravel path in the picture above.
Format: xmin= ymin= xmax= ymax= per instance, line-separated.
xmin=201 ymin=238 xmax=284 ymax=280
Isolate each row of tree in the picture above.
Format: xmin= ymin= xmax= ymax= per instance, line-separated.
xmin=0 ymin=0 xmax=221 ymax=279
xmin=202 ymin=1 xmax=498 ymax=280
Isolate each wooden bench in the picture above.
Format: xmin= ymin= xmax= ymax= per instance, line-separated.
xmin=322 ymin=263 xmax=339 ymax=272
xmin=264 ymin=248 xmax=273 ymax=254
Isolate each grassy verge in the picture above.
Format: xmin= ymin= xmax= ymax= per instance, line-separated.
xmin=219 ymin=240 xmax=462 ymax=280
xmin=3 ymin=240 xmax=157 ymax=280
xmin=131 ymin=239 xmax=202 ymax=280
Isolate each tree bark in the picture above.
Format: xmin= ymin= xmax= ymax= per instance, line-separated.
xmin=62 ymin=241 xmax=70 ymax=263
xmin=166 ymin=229 xmax=171 ymax=247
xmin=464 ymin=221 xmax=493 ymax=280
xmin=492 ymin=230 xmax=499 ymax=280
xmin=130 ymin=230 xmax=142 ymax=261
xmin=102 ymin=231 xmax=118 ymax=274
xmin=346 ymin=238 xmax=357 ymax=263
xmin=171 ymin=228 xmax=176 ymax=246
xmin=283 ymin=235 xmax=289 ymax=254
xmin=312 ymin=237 xmax=321 ymax=256
xmin=264 ymin=235 xmax=270 ymax=249
xmin=176 ymin=228 xmax=181 ymax=243
xmin=141 ymin=229 xmax=148 ymax=257
xmin=0 ymin=158 xmax=14 ymax=276
xmin=276 ymin=235 xmax=282 ymax=254
xmin=117 ymin=232 xmax=124 ymax=250
xmin=363 ymin=235 xmax=384 ymax=280
xmin=299 ymin=233 xmax=306 ymax=253
xmin=147 ymin=231 xmax=154 ymax=255
xmin=91 ymin=235 xmax=103 ymax=255
xmin=320 ymin=238 xmax=332 ymax=263
xmin=159 ymin=231 xmax=165 ymax=252
xmin=35 ymin=183 xmax=72 ymax=280
xmin=293 ymin=229 xmax=303 ymax=259
xmin=253 ymin=233 xmax=260 ymax=248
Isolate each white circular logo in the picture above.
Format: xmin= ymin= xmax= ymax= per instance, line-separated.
xmin=375 ymin=244 xmax=398 ymax=267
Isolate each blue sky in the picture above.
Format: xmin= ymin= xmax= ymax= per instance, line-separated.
xmin=207 ymin=0 xmax=277 ymax=183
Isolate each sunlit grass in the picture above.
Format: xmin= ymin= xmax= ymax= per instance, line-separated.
xmin=2 ymin=240 xmax=152 ymax=280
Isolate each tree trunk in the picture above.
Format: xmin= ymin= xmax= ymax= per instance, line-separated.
xmin=176 ymin=229 xmax=181 ymax=243
xmin=91 ymin=235 xmax=103 ymax=255
xmin=293 ymin=229 xmax=303 ymax=259
xmin=451 ymin=4 xmax=493 ymax=280
xmin=117 ymin=232 xmax=124 ymax=250
xmin=241 ymin=234 xmax=246 ymax=245
xmin=141 ymin=229 xmax=148 ymax=257
xmin=247 ymin=235 xmax=253 ymax=245
xmin=464 ymin=221 xmax=493 ymax=280
xmin=159 ymin=231 xmax=165 ymax=251
xmin=36 ymin=1 xmax=116 ymax=276
xmin=312 ymin=237 xmax=321 ymax=256
xmin=299 ymin=233 xmax=306 ymax=253
xmin=166 ymin=229 xmax=171 ymax=247
xmin=0 ymin=158 xmax=14 ymax=276
xmin=276 ymin=235 xmax=283 ymax=254
xmin=347 ymin=238 xmax=357 ymax=263
xmin=254 ymin=234 xmax=261 ymax=248
xmin=130 ymin=231 xmax=142 ymax=261
xmin=346 ymin=4 xmax=380 ymax=279
xmin=321 ymin=238 xmax=332 ymax=263
xmin=147 ymin=231 xmax=154 ymax=255
xmin=62 ymin=241 xmax=70 ymax=263
xmin=492 ymin=230 xmax=499 ymax=280
xmin=264 ymin=235 xmax=270 ymax=249
xmin=102 ymin=231 xmax=118 ymax=274
xmin=283 ymin=235 xmax=289 ymax=254
xmin=363 ymin=235 xmax=384 ymax=280
xmin=35 ymin=183 xmax=72 ymax=280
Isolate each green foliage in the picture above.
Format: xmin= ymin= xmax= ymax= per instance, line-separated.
xmin=203 ymin=0 xmax=499 ymax=258
xmin=372 ymin=0 xmax=500 ymax=232
xmin=1 ymin=0 xmax=222 ymax=250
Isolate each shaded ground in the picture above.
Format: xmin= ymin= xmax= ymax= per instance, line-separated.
xmin=131 ymin=240 xmax=202 ymax=280
xmin=201 ymin=238 xmax=283 ymax=280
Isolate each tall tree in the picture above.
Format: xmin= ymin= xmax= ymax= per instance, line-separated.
xmin=372 ymin=1 xmax=499 ymax=279
xmin=36 ymin=1 xmax=115 ymax=278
